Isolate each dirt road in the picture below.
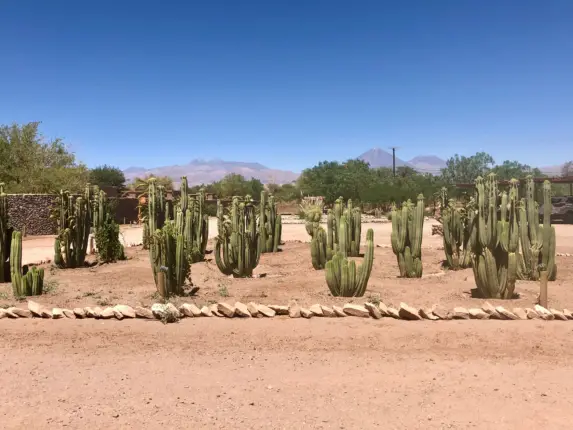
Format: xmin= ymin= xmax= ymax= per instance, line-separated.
xmin=1 ymin=318 xmax=571 ymax=429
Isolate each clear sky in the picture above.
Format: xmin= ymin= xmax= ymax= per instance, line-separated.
xmin=1 ymin=0 xmax=572 ymax=172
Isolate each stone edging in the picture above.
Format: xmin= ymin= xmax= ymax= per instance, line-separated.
xmin=0 ymin=300 xmax=570 ymax=323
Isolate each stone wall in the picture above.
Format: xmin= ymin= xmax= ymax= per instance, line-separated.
xmin=7 ymin=194 xmax=57 ymax=236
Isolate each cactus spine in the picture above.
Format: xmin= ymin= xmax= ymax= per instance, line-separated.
xmin=215 ymin=197 xmax=261 ymax=277
xmin=517 ymin=177 xmax=557 ymax=281
xmin=391 ymin=194 xmax=424 ymax=277
xmin=10 ymin=231 xmax=44 ymax=296
xmin=470 ymin=174 xmax=518 ymax=299
xmin=54 ymin=186 xmax=91 ymax=268
xmin=325 ymin=229 xmax=374 ymax=297
xmin=259 ymin=190 xmax=282 ymax=253
xmin=441 ymin=188 xmax=473 ymax=269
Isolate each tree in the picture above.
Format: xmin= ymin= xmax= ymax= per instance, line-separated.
xmin=212 ymin=173 xmax=264 ymax=198
xmin=562 ymin=161 xmax=573 ymax=177
xmin=90 ymin=165 xmax=126 ymax=188
xmin=490 ymin=160 xmax=544 ymax=181
xmin=441 ymin=152 xmax=495 ymax=184
xmin=0 ymin=122 xmax=89 ymax=193
xmin=129 ymin=175 xmax=174 ymax=194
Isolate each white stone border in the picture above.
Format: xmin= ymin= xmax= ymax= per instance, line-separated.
xmin=0 ymin=300 xmax=570 ymax=323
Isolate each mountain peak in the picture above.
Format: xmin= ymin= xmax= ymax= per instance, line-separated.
xmin=357 ymin=148 xmax=409 ymax=168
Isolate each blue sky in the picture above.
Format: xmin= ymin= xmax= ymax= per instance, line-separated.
xmin=1 ymin=0 xmax=572 ymax=172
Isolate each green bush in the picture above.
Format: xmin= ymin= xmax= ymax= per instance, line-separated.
xmin=95 ymin=217 xmax=126 ymax=263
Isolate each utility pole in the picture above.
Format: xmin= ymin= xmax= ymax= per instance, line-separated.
xmin=389 ymin=146 xmax=399 ymax=177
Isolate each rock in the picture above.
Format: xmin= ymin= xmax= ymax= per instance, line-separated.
xmin=495 ymin=306 xmax=519 ymax=320
xmin=0 ymin=308 xmax=6 ymax=318
xmin=468 ymin=308 xmax=489 ymax=320
xmin=257 ymin=304 xmax=276 ymax=317
xmin=52 ymin=308 xmax=64 ymax=319
xmin=343 ymin=303 xmax=370 ymax=318
xmin=534 ymin=305 xmax=554 ymax=320
xmin=101 ymin=308 xmax=115 ymax=319
xmin=482 ymin=302 xmax=502 ymax=319
xmin=563 ymin=309 xmax=573 ymax=320
xmin=151 ymin=303 xmax=180 ymax=323
xmin=114 ymin=305 xmax=136 ymax=318
xmin=164 ymin=303 xmax=181 ymax=319
xmin=210 ymin=303 xmax=223 ymax=317
xmin=93 ymin=307 xmax=103 ymax=319
xmin=550 ymin=309 xmax=568 ymax=321
xmin=333 ymin=305 xmax=346 ymax=317
xmin=247 ymin=302 xmax=261 ymax=317
xmin=3 ymin=308 xmax=18 ymax=318
xmin=234 ymin=302 xmax=251 ymax=317
xmin=179 ymin=303 xmax=196 ymax=317
xmin=386 ymin=307 xmax=401 ymax=319
xmin=300 ymin=307 xmax=313 ymax=318
xmin=84 ymin=307 xmax=96 ymax=318
xmin=62 ymin=309 xmax=76 ymax=319
xmin=188 ymin=303 xmax=203 ymax=317
xmin=525 ymin=308 xmax=540 ymax=319
xmin=399 ymin=303 xmax=422 ymax=320
xmin=73 ymin=308 xmax=86 ymax=318
xmin=309 ymin=304 xmax=323 ymax=317
xmin=420 ymin=308 xmax=439 ymax=321
xmin=134 ymin=306 xmax=154 ymax=319
xmin=512 ymin=308 xmax=528 ymax=320
xmin=40 ymin=307 xmax=53 ymax=318
xmin=432 ymin=308 xmax=451 ymax=320
xmin=10 ymin=308 xmax=32 ymax=318
xmin=200 ymin=305 xmax=213 ymax=317
xmin=364 ymin=302 xmax=382 ymax=319
xmin=452 ymin=307 xmax=470 ymax=320
xmin=113 ymin=309 xmax=124 ymax=320
xmin=288 ymin=300 xmax=301 ymax=318
xmin=320 ymin=305 xmax=335 ymax=317
xmin=217 ymin=302 xmax=235 ymax=318
xmin=268 ymin=305 xmax=288 ymax=315
xmin=378 ymin=302 xmax=390 ymax=317
xmin=27 ymin=301 xmax=44 ymax=317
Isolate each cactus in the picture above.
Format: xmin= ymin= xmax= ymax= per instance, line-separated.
xmin=214 ymin=197 xmax=261 ymax=277
xmin=10 ymin=231 xmax=44 ymax=296
xmin=325 ymin=229 xmax=374 ymax=297
xmin=391 ymin=194 xmax=425 ymax=277
xmin=178 ymin=177 xmax=209 ymax=262
xmin=470 ymin=174 xmax=518 ymax=299
xmin=0 ymin=183 xmax=12 ymax=282
xmin=304 ymin=206 xmax=322 ymax=237
xmin=517 ymin=177 xmax=557 ymax=281
xmin=441 ymin=190 xmax=474 ymax=269
xmin=259 ymin=190 xmax=282 ymax=253
xmin=310 ymin=226 xmax=333 ymax=270
xmin=328 ymin=198 xmax=362 ymax=257
xmin=53 ymin=186 xmax=91 ymax=268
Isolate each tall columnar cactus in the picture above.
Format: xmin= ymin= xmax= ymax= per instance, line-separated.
xmin=329 ymin=198 xmax=362 ymax=257
xmin=517 ymin=177 xmax=557 ymax=281
xmin=325 ymin=229 xmax=374 ymax=297
xmin=214 ymin=197 xmax=261 ymax=277
xmin=259 ymin=190 xmax=282 ymax=253
xmin=470 ymin=174 xmax=518 ymax=299
xmin=10 ymin=231 xmax=44 ymax=296
xmin=304 ymin=206 xmax=322 ymax=238
xmin=54 ymin=186 xmax=91 ymax=268
xmin=310 ymin=226 xmax=333 ymax=270
xmin=441 ymin=193 xmax=474 ymax=270
xmin=391 ymin=194 xmax=425 ymax=278
xmin=179 ymin=177 xmax=209 ymax=262
xmin=91 ymin=187 xmax=106 ymax=233
xmin=0 ymin=183 xmax=10 ymax=282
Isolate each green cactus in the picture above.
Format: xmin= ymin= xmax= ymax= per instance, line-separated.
xmin=214 ymin=197 xmax=261 ymax=277
xmin=10 ymin=230 xmax=44 ymax=296
xmin=178 ymin=177 xmax=209 ymax=262
xmin=441 ymin=189 xmax=474 ymax=269
xmin=304 ymin=206 xmax=323 ymax=238
xmin=329 ymin=198 xmax=361 ymax=257
xmin=310 ymin=226 xmax=334 ymax=270
xmin=53 ymin=186 xmax=91 ymax=268
xmin=259 ymin=190 xmax=282 ymax=253
xmin=391 ymin=194 xmax=425 ymax=277
xmin=325 ymin=229 xmax=374 ymax=297
xmin=0 ymin=183 xmax=10 ymax=283
xmin=470 ymin=174 xmax=518 ymax=299
xmin=517 ymin=177 xmax=557 ymax=281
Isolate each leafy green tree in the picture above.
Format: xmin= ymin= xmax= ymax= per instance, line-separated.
xmin=211 ymin=173 xmax=264 ymax=198
xmin=441 ymin=152 xmax=495 ymax=184
xmin=490 ymin=160 xmax=543 ymax=181
xmin=0 ymin=122 xmax=89 ymax=193
xmin=90 ymin=165 xmax=126 ymax=188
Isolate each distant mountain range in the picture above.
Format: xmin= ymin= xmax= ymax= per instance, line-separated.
xmin=123 ymin=149 xmax=565 ymax=187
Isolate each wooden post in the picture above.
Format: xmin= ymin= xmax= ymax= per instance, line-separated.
xmin=539 ymin=270 xmax=548 ymax=308
xmin=157 ymin=270 xmax=166 ymax=299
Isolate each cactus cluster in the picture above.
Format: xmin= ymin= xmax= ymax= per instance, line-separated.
xmin=325 ymin=229 xmax=374 ymax=297
xmin=214 ymin=197 xmax=260 ymax=277
xmin=259 ymin=190 xmax=282 ymax=253
xmin=517 ymin=177 xmax=557 ymax=281
xmin=10 ymin=231 xmax=44 ymax=296
xmin=304 ymin=206 xmax=322 ymax=238
xmin=54 ymin=186 xmax=92 ymax=268
xmin=328 ymin=198 xmax=362 ymax=257
xmin=470 ymin=174 xmax=519 ymax=299
xmin=391 ymin=194 xmax=424 ymax=278
xmin=179 ymin=177 xmax=209 ymax=262
xmin=310 ymin=226 xmax=331 ymax=270
xmin=0 ymin=183 xmax=11 ymax=282
xmin=440 ymin=188 xmax=474 ymax=270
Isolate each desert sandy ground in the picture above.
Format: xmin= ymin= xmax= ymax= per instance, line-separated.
xmin=2 ymin=219 xmax=573 ymax=429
